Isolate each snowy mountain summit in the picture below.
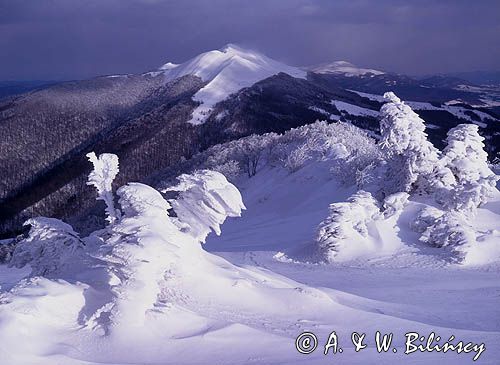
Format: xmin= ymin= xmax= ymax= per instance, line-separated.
xmin=160 ymin=44 xmax=306 ymax=124
xmin=308 ymin=60 xmax=384 ymax=77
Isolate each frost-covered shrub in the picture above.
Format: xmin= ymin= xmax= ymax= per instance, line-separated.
xmin=165 ymin=170 xmax=246 ymax=243
xmin=274 ymin=121 xmax=375 ymax=174
xmin=436 ymin=124 xmax=499 ymax=215
xmin=272 ymin=122 xmax=352 ymax=172
xmin=87 ymin=152 xmax=121 ymax=224
xmin=0 ymin=239 xmax=17 ymax=263
xmin=209 ymin=160 xmax=241 ymax=180
xmin=152 ymin=121 xmax=380 ymax=189
xmin=382 ymin=192 xmax=410 ymax=218
xmin=9 ymin=217 xmax=86 ymax=277
xmin=410 ymin=206 xmax=478 ymax=263
xmin=284 ymin=144 xmax=314 ymax=172
xmin=419 ymin=211 xmax=476 ymax=261
xmin=316 ymin=191 xmax=380 ymax=262
xmin=379 ymin=92 xmax=440 ymax=193
xmin=238 ymin=134 xmax=273 ymax=177
xmin=409 ymin=206 xmax=444 ymax=234
xmin=204 ymin=133 xmax=278 ymax=178
xmin=149 ymin=120 xmax=382 ymax=197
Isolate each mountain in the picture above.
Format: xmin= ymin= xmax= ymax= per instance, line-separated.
xmin=161 ymin=44 xmax=306 ymax=124
xmin=307 ymin=60 xmax=384 ymax=77
xmin=446 ymin=71 xmax=500 ymax=86
xmin=0 ymin=80 xmax=59 ymax=100
xmin=0 ymin=44 xmax=499 ymax=237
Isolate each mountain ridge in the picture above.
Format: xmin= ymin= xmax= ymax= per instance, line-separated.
xmin=0 ymin=45 xmax=498 ymax=237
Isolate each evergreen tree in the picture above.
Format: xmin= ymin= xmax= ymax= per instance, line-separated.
xmin=379 ymin=92 xmax=440 ymax=194
xmin=437 ymin=124 xmax=498 ymax=214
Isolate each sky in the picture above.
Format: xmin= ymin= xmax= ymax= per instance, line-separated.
xmin=0 ymin=0 xmax=499 ymax=80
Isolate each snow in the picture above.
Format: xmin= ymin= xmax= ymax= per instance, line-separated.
xmin=0 ymin=162 xmax=499 ymax=363
xmin=205 ymin=161 xmax=500 ymax=363
xmin=159 ymin=62 xmax=179 ymax=71
xmin=348 ymin=89 xmax=386 ymax=102
xmin=309 ymin=61 xmax=385 ymax=77
xmin=331 ymin=100 xmax=379 ymax=118
xmin=161 ymin=44 xmax=306 ymax=125
xmin=349 ymin=90 xmax=497 ymax=125
xmin=163 ymin=170 xmax=245 ymax=243
xmin=0 ymin=119 xmax=499 ymax=364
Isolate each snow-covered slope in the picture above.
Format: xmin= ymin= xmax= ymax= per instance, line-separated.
xmin=348 ymin=89 xmax=498 ymax=127
xmin=160 ymin=44 xmax=306 ymax=124
xmin=1 ymin=118 xmax=500 ymax=364
xmin=308 ymin=61 xmax=384 ymax=77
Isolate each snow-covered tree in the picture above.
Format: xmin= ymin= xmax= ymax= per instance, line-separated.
xmin=8 ymin=217 xmax=86 ymax=277
xmin=382 ymin=192 xmax=410 ymax=218
xmin=409 ymin=206 xmax=444 ymax=234
xmin=237 ymin=135 xmax=269 ymax=177
xmin=86 ymin=152 xmax=121 ymax=224
xmin=210 ymin=159 xmax=241 ymax=181
xmin=0 ymin=239 xmax=17 ymax=263
xmin=90 ymin=171 xmax=245 ymax=330
xmin=379 ymin=92 xmax=440 ymax=193
xmin=164 ymin=170 xmax=246 ymax=243
xmin=316 ymin=191 xmax=380 ymax=262
xmin=436 ymin=124 xmax=498 ymax=215
xmin=420 ymin=211 xmax=476 ymax=262
xmin=93 ymin=182 xmax=182 ymax=330
xmin=410 ymin=206 xmax=478 ymax=263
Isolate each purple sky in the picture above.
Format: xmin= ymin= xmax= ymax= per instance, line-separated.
xmin=1 ymin=0 xmax=499 ymax=80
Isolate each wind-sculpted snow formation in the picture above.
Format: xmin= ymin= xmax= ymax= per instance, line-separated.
xmin=315 ymin=191 xmax=412 ymax=263
xmin=164 ymin=170 xmax=246 ymax=243
xmin=92 ymin=171 xmax=245 ymax=331
xmin=0 ymin=155 xmax=249 ymax=362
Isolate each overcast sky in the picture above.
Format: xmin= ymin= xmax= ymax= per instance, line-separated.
xmin=1 ymin=0 xmax=499 ymax=80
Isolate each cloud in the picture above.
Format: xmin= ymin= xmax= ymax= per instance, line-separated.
xmin=0 ymin=0 xmax=498 ymax=80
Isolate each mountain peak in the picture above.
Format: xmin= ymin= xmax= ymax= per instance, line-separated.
xmin=219 ymin=43 xmax=249 ymax=53
xmin=159 ymin=45 xmax=306 ymax=125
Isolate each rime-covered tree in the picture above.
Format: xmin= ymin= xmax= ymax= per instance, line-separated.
xmin=379 ymin=92 xmax=440 ymax=194
xmin=8 ymin=217 xmax=86 ymax=277
xmin=164 ymin=170 xmax=246 ymax=243
xmin=416 ymin=208 xmax=476 ymax=262
xmin=436 ymin=124 xmax=499 ymax=215
xmin=316 ymin=191 xmax=380 ymax=262
xmin=87 ymin=152 xmax=121 ymax=224
xmin=91 ymin=170 xmax=245 ymax=330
